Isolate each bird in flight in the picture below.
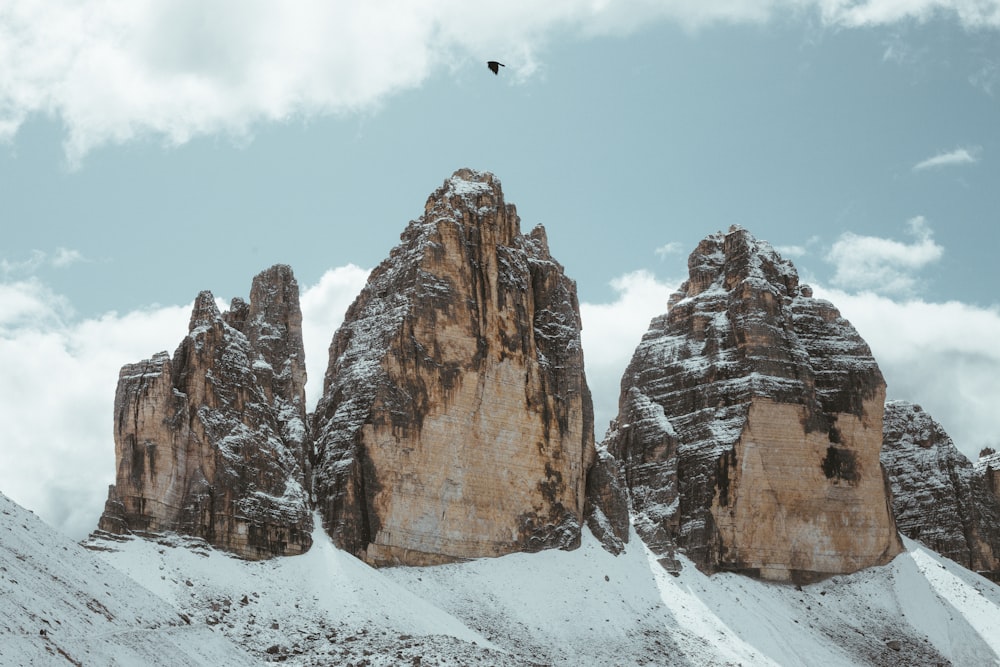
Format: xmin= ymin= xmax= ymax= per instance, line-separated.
xmin=487 ymin=61 xmax=505 ymax=75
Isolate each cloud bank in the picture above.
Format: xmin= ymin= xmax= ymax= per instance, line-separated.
xmin=3 ymin=1 xmax=999 ymax=163
xmin=0 ymin=279 xmax=190 ymax=541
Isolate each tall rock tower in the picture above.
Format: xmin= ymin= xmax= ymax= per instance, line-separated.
xmin=97 ymin=265 xmax=312 ymax=559
xmin=605 ymin=226 xmax=901 ymax=582
xmin=311 ymin=169 xmax=623 ymax=566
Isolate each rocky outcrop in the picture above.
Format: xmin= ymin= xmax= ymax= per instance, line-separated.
xmin=882 ymin=401 xmax=1000 ymax=579
xmin=311 ymin=169 xmax=623 ymax=566
xmin=583 ymin=447 xmax=631 ymax=555
xmin=980 ymin=448 xmax=1000 ymax=505
xmin=97 ymin=265 xmax=312 ymax=559
xmin=606 ymin=226 xmax=902 ymax=582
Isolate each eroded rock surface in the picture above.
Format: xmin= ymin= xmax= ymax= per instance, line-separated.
xmin=606 ymin=226 xmax=902 ymax=582
xmin=311 ymin=169 xmax=621 ymax=566
xmin=882 ymin=401 xmax=1000 ymax=579
xmin=97 ymin=265 xmax=312 ymax=558
xmin=980 ymin=448 xmax=1000 ymax=505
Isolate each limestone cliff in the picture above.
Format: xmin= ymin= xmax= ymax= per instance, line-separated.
xmin=311 ymin=168 xmax=621 ymax=566
xmin=979 ymin=448 xmax=1000 ymax=505
xmin=605 ymin=226 xmax=902 ymax=582
xmin=882 ymin=401 xmax=1000 ymax=579
xmin=97 ymin=265 xmax=312 ymax=559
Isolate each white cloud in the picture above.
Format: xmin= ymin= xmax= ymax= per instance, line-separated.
xmin=970 ymin=60 xmax=1000 ymax=95
xmin=300 ymin=264 xmax=371 ymax=410
xmin=776 ymin=244 xmax=808 ymax=258
xmin=881 ymin=34 xmax=924 ymax=65
xmin=821 ymin=0 xmax=1000 ymax=27
xmin=654 ymin=242 xmax=684 ymax=259
xmin=3 ymin=1 xmax=1000 ymax=164
xmin=1 ymin=248 xmax=89 ymax=276
xmin=0 ymin=280 xmax=190 ymax=541
xmin=913 ymin=146 xmax=982 ymax=171
xmin=1 ymin=250 xmax=46 ymax=276
xmin=51 ymin=247 xmax=86 ymax=268
xmin=580 ymin=270 xmax=679 ymax=439
xmin=825 ymin=216 xmax=943 ymax=296
xmin=814 ymin=286 xmax=1000 ymax=459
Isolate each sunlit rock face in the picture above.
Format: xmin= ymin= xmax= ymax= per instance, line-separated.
xmin=606 ymin=226 xmax=902 ymax=583
xmin=311 ymin=169 xmax=624 ymax=566
xmin=97 ymin=265 xmax=312 ymax=559
xmin=883 ymin=401 xmax=1000 ymax=580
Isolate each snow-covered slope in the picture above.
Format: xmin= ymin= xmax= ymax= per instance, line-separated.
xmin=0 ymin=492 xmax=254 ymax=666
xmin=7 ymin=487 xmax=1000 ymax=665
xmin=85 ymin=507 xmax=1000 ymax=666
xmin=386 ymin=532 xmax=1000 ymax=666
xmin=87 ymin=513 xmax=518 ymax=665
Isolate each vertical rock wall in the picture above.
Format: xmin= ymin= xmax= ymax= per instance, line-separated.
xmin=97 ymin=266 xmax=312 ymax=559
xmin=606 ymin=226 xmax=902 ymax=582
xmin=311 ymin=169 xmax=621 ymax=566
xmin=882 ymin=401 xmax=1000 ymax=579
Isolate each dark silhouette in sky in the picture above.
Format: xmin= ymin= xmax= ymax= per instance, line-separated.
xmin=487 ymin=61 xmax=505 ymax=75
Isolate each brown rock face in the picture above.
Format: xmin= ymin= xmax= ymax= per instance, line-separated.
xmin=883 ymin=401 xmax=1000 ymax=580
xmin=606 ymin=226 xmax=902 ymax=582
xmin=97 ymin=265 xmax=312 ymax=559
xmin=981 ymin=449 xmax=1000 ymax=505
xmin=311 ymin=169 xmax=618 ymax=566
xmin=583 ymin=448 xmax=630 ymax=555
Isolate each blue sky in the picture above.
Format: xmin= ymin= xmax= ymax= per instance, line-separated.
xmin=2 ymin=1 xmax=1000 ymax=538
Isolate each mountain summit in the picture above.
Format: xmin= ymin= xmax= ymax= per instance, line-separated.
xmin=311 ymin=168 xmax=624 ymax=566
xmin=606 ymin=225 xmax=902 ymax=582
xmin=96 ymin=265 xmax=312 ymax=558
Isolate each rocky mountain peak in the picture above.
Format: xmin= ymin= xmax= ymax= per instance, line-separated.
xmin=678 ymin=225 xmax=799 ymax=304
xmin=311 ymin=168 xmax=625 ymax=566
xmin=425 ymin=168 xmax=511 ymax=223
xmin=96 ymin=265 xmax=312 ymax=559
xmin=189 ymin=289 xmax=222 ymax=331
xmin=606 ymin=226 xmax=901 ymax=582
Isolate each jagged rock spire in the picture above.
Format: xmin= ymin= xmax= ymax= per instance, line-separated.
xmin=97 ymin=265 xmax=312 ymax=559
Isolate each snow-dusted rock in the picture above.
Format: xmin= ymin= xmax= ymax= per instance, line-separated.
xmin=97 ymin=265 xmax=312 ymax=559
xmin=311 ymin=168 xmax=624 ymax=566
xmin=882 ymin=400 xmax=1000 ymax=580
xmin=979 ymin=447 xmax=1000 ymax=505
xmin=606 ymin=226 xmax=902 ymax=582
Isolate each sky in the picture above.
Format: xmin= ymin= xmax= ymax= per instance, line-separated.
xmin=2 ymin=1 xmax=1000 ymax=540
